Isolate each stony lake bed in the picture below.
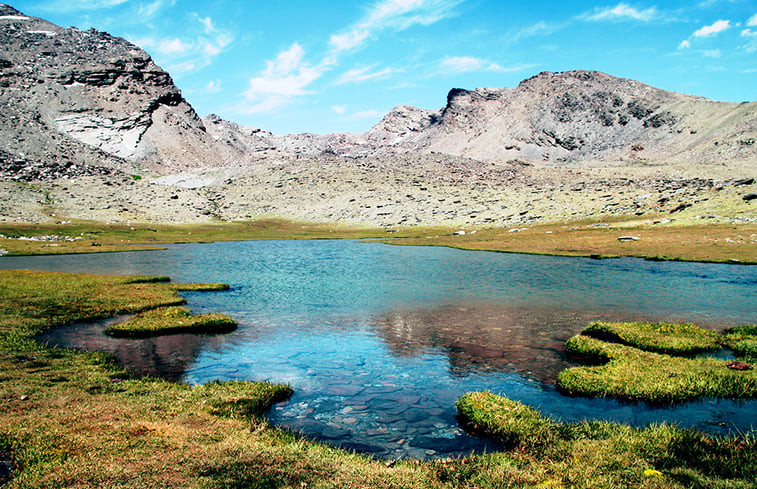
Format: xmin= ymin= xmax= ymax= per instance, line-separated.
xmin=5 ymin=239 xmax=755 ymax=460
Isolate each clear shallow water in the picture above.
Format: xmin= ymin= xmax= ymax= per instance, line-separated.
xmin=5 ymin=240 xmax=757 ymax=459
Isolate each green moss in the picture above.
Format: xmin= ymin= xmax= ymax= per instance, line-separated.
xmin=558 ymin=333 xmax=756 ymax=404
xmin=582 ymin=321 xmax=720 ymax=355
xmin=104 ymin=306 xmax=237 ymax=338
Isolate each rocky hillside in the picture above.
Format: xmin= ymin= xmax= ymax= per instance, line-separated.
xmin=206 ymin=70 xmax=756 ymax=164
xmin=0 ymin=4 xmax=243 ymax=181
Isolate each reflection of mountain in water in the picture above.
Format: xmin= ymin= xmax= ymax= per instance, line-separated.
xmin=37 ymin=316 xmax=225 ymax=381
xmin=371 ymin=303 xmax=643 ymax=383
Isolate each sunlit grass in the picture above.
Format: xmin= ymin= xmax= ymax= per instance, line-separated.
xmin=1 ymin=271 xmax=755 ymax=488
xmin=558 ymin=323 xmax=757 ymax=403
xmin=104 ymin=306 xmax=237 ymax=337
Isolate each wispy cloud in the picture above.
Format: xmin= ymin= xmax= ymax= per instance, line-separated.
xmin=36 ymin=0 xmax=129 ymax=12
xmin=509 ymin=21 xmax=564 ymax=43
xmin=328 ymin=0 xmax=464 ymax=55
xmin=749 ymin=14 xmax=757 ymax=27
xmin=679 ymin=19 xmax=731 ymax=50
xmin=335 ymin=65 xmax=396 ymax=85
xmin=136 ymin=13 xmax=232 ymax=75
xmin=437 ymin=56 xmax=536 ymax=74
xmin=156 ymin=38 xmax=191 ymax=55
xmin=331 ymin=104 xmax=347 ymax=115
xmin=136 ymin=0 xmax=175 ymax=21
xmin=741 ymin=28 xmax=757 ymax=53
xmin=693 ymin=19 xmax=730 ymax=37
xmin=242 ymin=43 xmax=325 ymax=114
xmin=580 ymin=3 xmax=660 ymax=22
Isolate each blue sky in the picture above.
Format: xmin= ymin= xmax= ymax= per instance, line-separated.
xmin=12 ymin=0 xmax=757 ymax=134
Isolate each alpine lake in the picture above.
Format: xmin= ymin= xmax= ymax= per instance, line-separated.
xmin=2 ymin=239 xmax=755 ymax=459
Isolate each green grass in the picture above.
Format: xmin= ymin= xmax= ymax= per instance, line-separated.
xmin=582 ymin=321 xmax=721 ymax=355
xmin=557 ymin=323 xmax=757 ymax=404
xmin=2 ymin=270 xmax=756 ymax=488
xmin=722 ymin=325 xmax=757 ymax=363
xmin=104 ymin=306 xmax=237 ymax=338
xmin=1 ymin=217 xmax=755 ymax=265
xmin=456 ymin=392 xmax=756 ymax=489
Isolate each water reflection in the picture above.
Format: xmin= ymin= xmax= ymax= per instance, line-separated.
xmin=373 ymin=302 xmax=654 ymax=383
xmin=37 ymin=316 xmax=224 ymax=381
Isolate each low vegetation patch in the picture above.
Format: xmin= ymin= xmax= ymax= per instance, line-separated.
xmin=2 ymin=271 xmax=755 ymax=488
xmin=558 ymin=322 xmax=757 ymax=403
xmin=456 ymin=391 xmax=756 ymax=489
xmin=722 ymin=325 xmax=757 ymax=362
xmin=104 ymin=306 xmax=237 ymax=337
xmin=582 ymin=321 xmax=720 ymax=355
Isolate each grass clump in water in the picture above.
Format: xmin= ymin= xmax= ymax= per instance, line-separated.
xmin=722 ymin=325 xmax=757 ymax=362
xmin=557 ymin=322 xmax=756 ymax=404
xmin=105 ymin=306 xmax=237 ymax=338
xmin=456 ymin=391 xmax=756 ymax=489
xmin=582 ymin=321 xmax=720 ymax=355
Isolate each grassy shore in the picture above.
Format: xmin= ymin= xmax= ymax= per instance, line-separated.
xmin=558 ymin=322 xmax=757 ymax=403
xmin=0 ymin=217 xmax=755 ymax=264
xmin=2 ymin=270 xmax=756 ymax=488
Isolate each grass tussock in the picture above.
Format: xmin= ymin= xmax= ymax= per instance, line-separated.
xmin=558 ymin=322 xmax=757 ymax=403
xmin=722 ymin=325 xmax=757 ymax=363
xmin=105 ymin=306 xmax=237 ymax=337
xmin=582 ymin=321 xmax=721 ymax=355
xmin=2 ymin=270 xmax=755 ymax=488
xmin=456 ymin=392 xmax=756 ymax=489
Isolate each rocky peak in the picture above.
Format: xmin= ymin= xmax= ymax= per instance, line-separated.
xmin=0 ymin=5 xmax=240 ymax=175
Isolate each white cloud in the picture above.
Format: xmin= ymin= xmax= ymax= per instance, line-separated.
xmin=352 ymin=109 xmax=383 ymax=119
xmin=329 ymin=0 xmax=463 ymax=54
xmin=242 ymin=43 xmax=325 ymax=114
xmin=748 ymin=14 xmax=757 ymax=27
xmin=329 ymin=29 xmax=371 ymax=53
xmin=693 ymin=19 xmax=730 ymax=37
xmin=203 ymin=79 xmax=222 ymax=94
xmin=157 ymin=38 xmax=191 ymax=55
xmin=741 ymin=28 xmax=757 ymax=52
xmin=437 ymin=56 xmax=536 ymax=74
xmin=331 ymin=104 xmax=347 ymax=114
xmin=335 ymin=65 xmax=395 ymax=85
xmin=136 ymin=15 xmax=232 ymax=76
xmin=195 ymin=15 xmax=214 ymax=34
xmin=37 ymin=0 xmax=129 ymax=12
xmin=439 ymin=56 xmax=498 ymax=72
xmin=137 ymin=0 xmax=175 ymax=21
xmin=678 ymin=39 xmax=691 ymax=49
xmin=581 ymin=3 xmax=659 ymax=22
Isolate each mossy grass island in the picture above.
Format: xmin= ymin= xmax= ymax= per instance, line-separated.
xmin=558 ymin=322 xmax=757 ymax=404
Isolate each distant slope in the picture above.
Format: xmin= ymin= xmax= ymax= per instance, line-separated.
xmin=206 ymin=70 xmax=756 ymax=165
xmin=365 ymin=70 xmax=757 ymax=164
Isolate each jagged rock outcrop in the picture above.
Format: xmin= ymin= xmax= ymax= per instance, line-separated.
xmin=366 ymin=70 xmax=757 ymax=163
xmin=0 ymin=4 xmax=243 ymax=175
xmin=207 ymin=70 xmax=756 ymax=165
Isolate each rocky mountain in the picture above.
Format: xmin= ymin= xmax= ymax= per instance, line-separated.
xmin=0 ymin=4 xmax=243 ymax=181
xmin=206 ymin=70 xmax=756 ymax=165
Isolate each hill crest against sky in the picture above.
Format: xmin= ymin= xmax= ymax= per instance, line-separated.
xmin=6 ymin=0 xmax=757 ymax=134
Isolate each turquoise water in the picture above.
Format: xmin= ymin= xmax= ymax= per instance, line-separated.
xmin=5 ymin=240 xmax=756 ymax=459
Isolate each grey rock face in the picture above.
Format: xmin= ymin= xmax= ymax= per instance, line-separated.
xmin=0 ymin=4 xmax=242 ymax=176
